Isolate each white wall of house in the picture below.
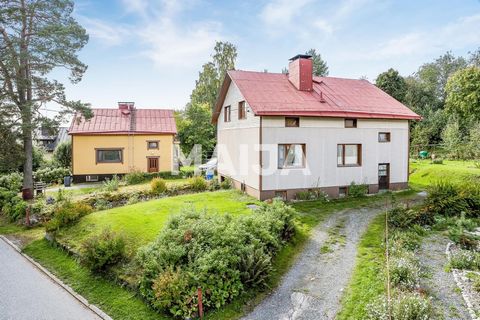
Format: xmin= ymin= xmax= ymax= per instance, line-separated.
xmin=217 ymin=82 xmax=260 ymax=190
xmin=261 ymin=116 xmax=409 ymax=191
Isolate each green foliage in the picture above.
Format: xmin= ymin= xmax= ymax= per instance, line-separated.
xmin=431 ymin=158 xmax=444 ymax=164
xmin=423 ymin=182 xmax=470 ymax=217
xmin=296 ymin=189 xmax=329 ymax=202
xmin=81 ymin=229 xmax=126 ymax=271
xmin=388 ymin=205 xmax=434 ymax=228
xmin=441 ymin=118 xmax=466 ymax=159
xmin=389 ymin=251 xmax=421 ymax=290
xmin=189 ymin=176 xmax=208 ymax=192
xmin=103 ymin=175 xmax=120 ymax=192
xmin=0 ymin=172 xmax=23 ymax=191
xmin=137 ymin=200 xmax=296 ymax=317
xmin=0 ymin=123 xmax=23 ymax=174
xmin=348 ymin=182 xmax=368 ymax=198
xmin=445 ymin=66 xmax=480 ymax=121
xmin=45 ymin=201 xmax=93 ymax=233
xmin=305 ymin=48 xmax=329 ymax=76
xmin=208 ymin=178 xmax=221 ymax=191
xmin=375 ymin=68 xmax=407 ymax=102
xmin=367 ymin=293 xmax=433 ymax=320
xmin=53 ymin=141 xmax=72 ymax=168
xmin=449 ymin=249 xmax=480 ymax=270
xmin=124 ymin=170 xmax=146 ymax=185
xmin=1 ymin=196 xmax=27 ymax=222
xmin=125 ymin=170 xmax=187 ymax=185
xmin=151 ymin=178 xmax=167 ymax=195
xmin=220 ymin=177 xmax=233 ymax=190
xmin=34 ymin=167 xmax=70 ymax=184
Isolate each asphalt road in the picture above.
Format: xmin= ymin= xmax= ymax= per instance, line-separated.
xmin=0 ymin=238 xmax=101 ymax=320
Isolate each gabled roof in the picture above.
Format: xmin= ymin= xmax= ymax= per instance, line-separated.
xmin=69 ymin=108 xmax=177 ymax=135
xmin=213 ymin=70 xmax=420 ymax=122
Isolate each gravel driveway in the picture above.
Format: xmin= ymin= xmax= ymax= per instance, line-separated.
xmin=0 ymin=238 xmax=101 ymax=320
xmin=243 ymin=204 xmax=384 ymax=320
xmin=419 ymin=234 xmax=470 ymax=320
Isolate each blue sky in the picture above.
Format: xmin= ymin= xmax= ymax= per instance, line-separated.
xmin=48 ymin=0 xmax=480 ymax=115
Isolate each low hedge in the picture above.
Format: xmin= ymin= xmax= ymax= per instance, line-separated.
xmin=136 ymin=200 xmax=296 ymax=318
xmin=125 ymin=170 xmax=194 ymax=185
xmin=0 ymin=187 xmax=27 ymax=222
xmin=0 ymin=172 xmax=23 ymax=191
xmin=34 ymin=167 xmax=70 ymax=184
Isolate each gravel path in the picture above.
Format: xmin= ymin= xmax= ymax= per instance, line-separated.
xmin=243 ymin=205 xmax=383 ymax=320
xmin=419 ymin=234 xmax=470 ymax=320
xmin=0 ymin=238 xmax=101 ymax=320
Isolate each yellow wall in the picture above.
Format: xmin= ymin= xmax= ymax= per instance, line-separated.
xmin=72 ymin=134 xmax=174 ymax=175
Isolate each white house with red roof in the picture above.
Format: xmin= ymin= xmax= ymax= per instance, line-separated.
xmin=212 ymin=55 xmax=420 ymax=200
xmin=69 ymin=102 xmax=177 ymax=182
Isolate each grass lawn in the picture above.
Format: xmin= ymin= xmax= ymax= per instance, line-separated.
xmin=337 ymin=214 xmax=386 ymax=319
xmin=23 ymin=239 xmax=165 ymax=320
xmin=409 ymin=159 xmax=480 ymax=189
xmin=56 ymin=190 xmax=259 ymax=255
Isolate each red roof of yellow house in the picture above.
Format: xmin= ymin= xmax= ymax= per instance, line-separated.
xmin=69 ymin=107 xmax=177 ymax=135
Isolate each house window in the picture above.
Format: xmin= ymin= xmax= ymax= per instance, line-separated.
xmin=345 ymin=118 xmax=357 ymax=128
xmin=224 ymin=105 xmax=231 ymax=122
xmin=339 ymin=186 xmax=348 ymax=197
xmin=285 ymin=117 xmax=300 ymax=127
xmin=337 ymin=144 xmax=362 ymax=166
xmin=275 ymin=190 xmax=288 ymax=201
xmin=238 ymin=101 xmax=246 ymax=120
xmin=278 ymin=144 xmax=306 ymax=168
xmin=378 ymin=132 xmax=391 ymax=142
xmin=147 ymin=141 xmax=159 ymax=149
xmin=96 ymin=149 xmax=123 ymax=163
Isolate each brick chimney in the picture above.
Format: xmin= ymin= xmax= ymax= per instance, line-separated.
xmin=118 ymin=102 xmax=135 ymax=110
xmin=288 ymin=54 xmax=313 ymax=91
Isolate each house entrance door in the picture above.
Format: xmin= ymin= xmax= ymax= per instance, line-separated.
xmin=147 ymin=157 xmax=159 ymax=173
xmin=378 ymin=163 xmax=390 ymax=190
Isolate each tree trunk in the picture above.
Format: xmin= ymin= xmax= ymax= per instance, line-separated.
xmin=22 ymin=110 xmax=34 ymax=200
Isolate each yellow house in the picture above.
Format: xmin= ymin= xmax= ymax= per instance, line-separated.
xmin=69 ymin=102 xmax=177 ymax=182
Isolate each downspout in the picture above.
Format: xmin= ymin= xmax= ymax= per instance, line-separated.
xmin=259 ymin=116 xmax=263 ymax=197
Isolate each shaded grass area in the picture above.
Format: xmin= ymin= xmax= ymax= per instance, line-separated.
xmin=409 ymin=159 xmax=480 ymax=189
xmin=337 ymin=213 xmax=386 ymax=320
xmin=23 ymin=239 xmax=165 ymax=320
xmin=56 ymin=190 xmax=259 ymax=255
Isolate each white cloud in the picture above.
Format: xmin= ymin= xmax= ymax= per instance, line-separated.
xmin=260 ymin=0 xmax=313 ymax=25
xmin=79 ymin=17 xmax=130 ymax=46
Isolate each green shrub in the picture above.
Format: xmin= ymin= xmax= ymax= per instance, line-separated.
xmin=0 ymin=172 xmax=23 ymax=191
xmin=81 ymin=228 xmax=126 ymax=271
xmin=474 ymin=161 xmax=480 ymax=169
xmin=2 ymin=196 xmax=27 ymax=222
xmin=53 ymin=141 xmax=72 ymax=168
xmin=448 ymin=224 xmax=479 ymax=250
xmin=34 ymin=167 xmax=70 ymax=184
xmin=208 ymin=178 xmax=221 ymax=191
xmin=45 ymin=201 xmax=93 ymax=232
xmin=423 ymin=182 xmax=469 ymax=217
xmin=348 ymin=182 xmax=368 ymax=198
xmin=431 ymin=158 xmax=443 ymax=164
xmin=189 ymin=176 xmax=208 ymax=192
xmin=389 ymin=231 xmax=422 ymax=251
xmin=388 ymin=206 xmax=434 ymax=228
xmin=367 ymin=293 xmax=433 ymax=320
xmin=449 ymin=249 xmax=480 ymax=270
xmin=151 ymin=178 xmax=167 ymax=194
xmin=124 ymin=170 xmax=146 ymax=185
xmin=103 ymin=175 xmax=120 ymax=192
xmin=389 ymin=252 xmax=421 ymax=290
xmin=94 ymin=198 xmax=112 ymax=211
xmin=220 ymin=177 xmax=232 ymax=190
xmin=137 ymin=200 xmax=296 ymax=318
xmin=127 ymin=193 xmax=140 ymax=205
xmin=0 ymin=188 xmax=18 ymax=208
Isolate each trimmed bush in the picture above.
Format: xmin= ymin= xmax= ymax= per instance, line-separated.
xmin=45 ymin=201 xmax=93 ymax=232
xmin=125 ymin=170 xmax=146 ymax=185
xmin=81 ymin=228 xmax=126 ymax=271
xmin=0 ymin=172 xmax=22 ymax=191
xmin=137 ymin=200 xmax=296 ymax=318
xmin=34 ymin=167 xmax=70 ymax=184
xmin=189 ymin=176 xmax=208 ymax=192
xmin=151 ymin=178 xmax=167 ymax=194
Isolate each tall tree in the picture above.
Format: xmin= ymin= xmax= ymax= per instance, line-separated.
xmin=445 ymin=66 xmax=480 ymax=122
xmin=190 ymin=41 xmax=237 ymax=111
xmin=305 ymin=48 xmax=328 ymax=76
xmin=375 ymin=68 xmax=407 ymax=102
xmin=0 ymin=0 xmax=91 ymax=198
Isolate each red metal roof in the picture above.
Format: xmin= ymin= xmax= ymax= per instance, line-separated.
xmin=69 ymin=108 xmax=177 ymax=135
xmin=213 ymin=70 xmax=420 ymax=121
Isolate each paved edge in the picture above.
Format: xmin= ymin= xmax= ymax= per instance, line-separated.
xmin=0 ymin=235 xmax=112 ymax=320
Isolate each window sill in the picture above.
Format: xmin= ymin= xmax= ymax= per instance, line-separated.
xmin=337 ymin=164 xmax=361 ymax=168
xmin=278 ymin=166 xmax=305 ymax=170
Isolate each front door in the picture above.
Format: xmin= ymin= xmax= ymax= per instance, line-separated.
xmin=378 ymin=163 xmax=390 ymax=190
xmin=147 ymin=157 xmax=159 ymax=173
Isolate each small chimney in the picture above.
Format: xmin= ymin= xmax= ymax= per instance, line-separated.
xmin=118 ymin=102 xmax=135 ymax=110
xmin=288 ymin=54 xmax=313 ymax=91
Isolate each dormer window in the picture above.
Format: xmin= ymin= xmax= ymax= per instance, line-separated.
xmin=238 ymin=101 xmax=246 ymax=120
xmin=285 ymin=117 xmax=300 ymax=127
xmin=345 ymin=118 xmax=357 ymax=128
